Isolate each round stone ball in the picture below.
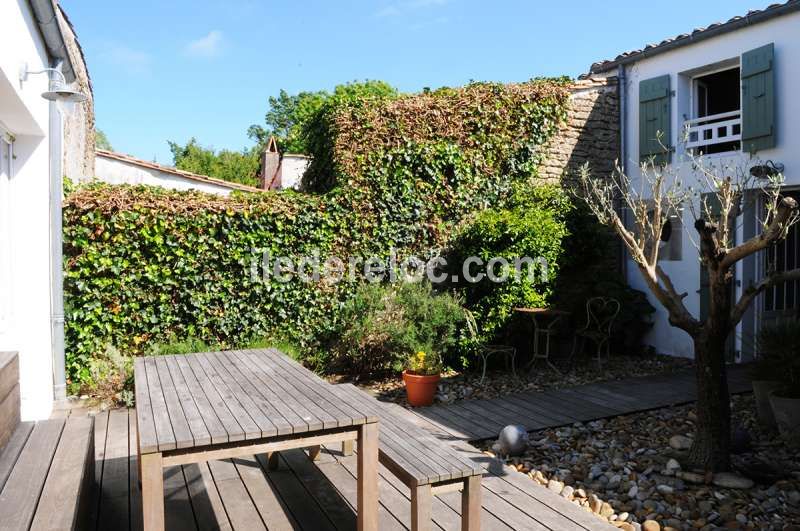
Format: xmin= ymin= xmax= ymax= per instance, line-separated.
xmin=497 ymin=425 xmax=529 ymax=456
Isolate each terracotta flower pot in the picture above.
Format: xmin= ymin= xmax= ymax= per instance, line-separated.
xmin=769 ymin=390 xmax=800 ymax=447
xmin=402 ymin=370 xmax=440 ymax=407
xmin=752 ymin=380 xmax=782 ymax=429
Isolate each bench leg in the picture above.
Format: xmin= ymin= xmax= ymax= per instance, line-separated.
xmin=461 ymin=476 xmax=481 ymax=531
xmin=342 ymin=439 xmax=354 ymax=456
xmin=308 ymin=445 xmax=321 ymax=461
xmin=141 ymin=452 xmax=164 ymax=531
xmin=267 ymin=451 xmax=280 ymax=471
xmin=411 ymin=484 xmax=432 ymax=531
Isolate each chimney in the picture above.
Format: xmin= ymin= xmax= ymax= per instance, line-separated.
xmin=260 ymin=136 xmax=281 ymax=190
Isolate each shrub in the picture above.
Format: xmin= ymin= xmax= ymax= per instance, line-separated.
xmin=443 ymin=185 xmax=570 ymax=348
xmin=757 ymin=320 xmax=800 ymax=397
xmin=84 ymin=344 xmax=134 ymax=406
xmin=326 ymin=282 xmax=464 ymax=377
xmin=552 ymin=199 xmax=656 ymax=354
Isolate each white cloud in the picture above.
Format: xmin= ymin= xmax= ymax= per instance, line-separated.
xmin=100 ymin=45 xmax=152 ymax=75
xmin=185 ymin=30 xmax=224 ymax=58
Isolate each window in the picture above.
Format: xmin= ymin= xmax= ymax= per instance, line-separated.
xmin=762 ymin=191 xmax=800 ymax=320
xmin=686 ymin=67 xmax=741 ymax=154
xmin=0 ymin=130 xmax=11 ymax=333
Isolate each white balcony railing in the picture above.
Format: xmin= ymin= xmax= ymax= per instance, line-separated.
xmin=684 ymin=110 xmax=741 ymax=150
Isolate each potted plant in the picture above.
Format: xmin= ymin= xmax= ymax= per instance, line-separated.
xmin=759 ymin=320 xmax=800 ymax=444
xmin=402 ymin=350 xmax=442 ymax=407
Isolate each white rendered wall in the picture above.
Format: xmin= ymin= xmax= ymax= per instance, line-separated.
xmin=0 ymin=0 xmax=56 ymax=420
xmin=278 ymin=155 xmax=310 ymax=190
xmin=620 ymin=12 xmax=800 ymax=358
xmin=94 ymin=155 xmax=237 ymax=196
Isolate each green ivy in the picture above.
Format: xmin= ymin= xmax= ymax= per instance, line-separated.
xmin=63 ymin=79 xmax=572 ymax=389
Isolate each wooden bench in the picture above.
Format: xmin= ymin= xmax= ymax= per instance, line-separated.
xmin=0 ymin=352 xmax=95 ymax=530
xmin=310 ymin=383 xmax=484 ymax=531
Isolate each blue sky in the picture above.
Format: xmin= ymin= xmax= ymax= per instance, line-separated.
xmin=61 ymin=0 xmax=766 ymax=165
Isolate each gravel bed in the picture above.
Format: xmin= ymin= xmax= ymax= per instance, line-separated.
xmin=481 ymin=394 xmax=800 ymax=531
xmin=346 ymin=354 xmax=693 ymax=406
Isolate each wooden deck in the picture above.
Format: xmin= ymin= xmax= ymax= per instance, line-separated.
xmin=409 ymin=365 xmax=753 ymax=441
xmin=69 ymin=408 xmax=614 ymax=531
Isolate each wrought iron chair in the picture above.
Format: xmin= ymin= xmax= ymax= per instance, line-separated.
xmin=465 ymin=310 xmax=517 ymax=384
xmin=570 ymin=297 xmax=620 ymax=368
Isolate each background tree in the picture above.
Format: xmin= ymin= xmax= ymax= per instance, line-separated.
xmin=95 ymin=129 xmax=113 ymax=151
xmin=168 ymin=138 xmax=261 ymax=187
xmin=578 ymin=155 xmax=800 ymax=472
xmin=247 ymin=80 xmax=397 ymax=154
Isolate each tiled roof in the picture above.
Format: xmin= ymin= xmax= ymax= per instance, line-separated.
xmin=589 ymin=0 xmax=800 ymax=74
xmin=95 ymin=149 xmax=263 ymax=193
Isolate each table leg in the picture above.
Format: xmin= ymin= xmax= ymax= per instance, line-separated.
xmin=342 ymin=439 xmax=354 ymax=456
xmin=525 ymin=316 xmax=542 ymax=371
xmin=357 ymin=423 xmax=379 ymax=531
xmin=411 ymin=483 xmax=432 ymax=531
xmin=140 ymin=452 xmax=164 ymax=531
xmin=308 ymin=445 xmax=321 ymax=461
xmin=461 ymin=475 xmax=481 ymax=531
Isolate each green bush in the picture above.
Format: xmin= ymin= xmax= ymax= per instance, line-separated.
xmin=443 ymin=185 xmax=570 ymax=347
xmin=325 ymin=282 xmax=464 ymax=376
xmin=757 ymin=320 xmax=800 ymax=397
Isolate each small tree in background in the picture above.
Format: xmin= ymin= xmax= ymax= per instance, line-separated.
xmin=167 ymin=138 xmax=261 ymax=187
xmin=578 ymin=152 xmax=800 ymax=472
xmin=95 ymin=129 xmax=113 ymax=151
xmin=247 ymin=80 xmax=398 ymax=155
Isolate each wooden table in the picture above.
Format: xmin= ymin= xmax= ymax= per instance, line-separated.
xmin=134 ymin=348 xmax=380 ymax=531
xmin=514 ymin=307 xmax=570 ymax=373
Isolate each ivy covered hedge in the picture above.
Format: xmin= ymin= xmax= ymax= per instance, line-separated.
xmin=64 ymin=79 xmax=573 ymax=389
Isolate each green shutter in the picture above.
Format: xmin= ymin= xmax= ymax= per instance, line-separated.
xmin=741 ymin=43 xmax=775 ymax=152
xmin=639 ymin=75 xmax=671 ymax=164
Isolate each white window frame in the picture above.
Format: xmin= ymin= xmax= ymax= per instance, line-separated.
xmin=0 ymin=125 xmax=12 ymax=334
xmin=685 ymin=64 xmax=742 ymax=154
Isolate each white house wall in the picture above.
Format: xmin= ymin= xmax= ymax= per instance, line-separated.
xmin=0 ymin=0 xmax=57 ymax=419
xmin=621 ymin=11 xmax=800 ymax=358
xmin=278 ymin=155 xmax=310 ymax=190
xmin=94 ymin=155 xmax=238 ymax=196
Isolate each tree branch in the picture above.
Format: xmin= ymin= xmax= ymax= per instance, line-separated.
xmin=731 ymin=268 xmax=800 ymax=326
xmin=721 ymin=196 xmax=799 ymax=269
xmin=631 ymin=263 xmax=700 ymax=335
xmin=694 ymin=219 xmax=723 ymax=265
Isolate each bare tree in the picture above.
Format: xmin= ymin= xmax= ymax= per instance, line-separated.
xmin=578 ymin=150 xmax=800 ymax=472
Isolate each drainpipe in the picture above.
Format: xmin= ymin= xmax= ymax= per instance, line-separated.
xmin=48 ymin=63 xmax=66 ymax=402
xmin=29 ymin=0 xmax=72 ymax=403
xmin=617 ymin=65 xmax=629 ymax=280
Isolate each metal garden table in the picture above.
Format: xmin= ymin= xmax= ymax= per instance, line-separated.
xmin=134 ymin=348 xmax=379 ymax=531
xmin=514 ymin=307 xmax=570 ymax=373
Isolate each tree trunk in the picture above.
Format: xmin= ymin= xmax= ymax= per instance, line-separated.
xmin=687 ymin=328 xmax=731 ymax=471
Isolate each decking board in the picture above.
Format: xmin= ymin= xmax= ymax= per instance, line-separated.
xmin=412 ymin=365 xmax=753 ymax=442
xmin=84 ymin=406 xmax=611 ymax=530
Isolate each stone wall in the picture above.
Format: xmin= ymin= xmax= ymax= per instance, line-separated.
xmin=58 ymin=7 xmax=95 ymax=180
xmin=540 ymin=77 xmax=619 ymax=182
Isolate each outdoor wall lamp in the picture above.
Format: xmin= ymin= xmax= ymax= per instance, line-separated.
xmin=750 ymin=160 xmax=785 ymax=179
xmin=18 ymin=62 xmax=87 ymax=103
